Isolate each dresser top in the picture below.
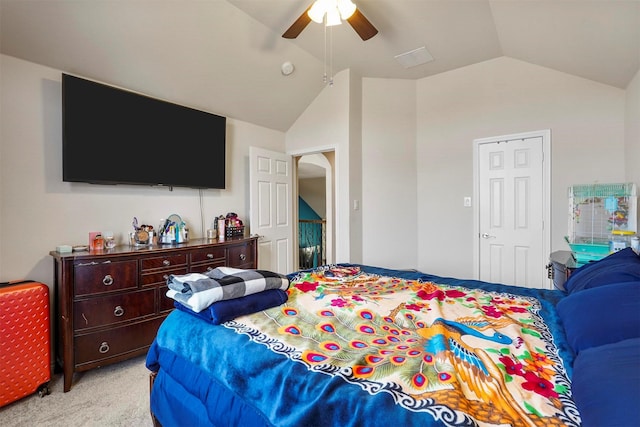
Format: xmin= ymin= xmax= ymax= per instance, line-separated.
xmin=50 ymin=236 xmax=257 ymax=260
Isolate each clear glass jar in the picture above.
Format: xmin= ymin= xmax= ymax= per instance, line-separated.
xmin=103 ymin=231 xmax=116 ymax=249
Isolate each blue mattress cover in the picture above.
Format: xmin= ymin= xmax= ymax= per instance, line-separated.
xmin=147 ymin=264 xmax=573 ymax=427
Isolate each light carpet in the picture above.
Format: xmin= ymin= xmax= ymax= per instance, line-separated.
xmin=0 ymin=355 xmax=153 ymax=427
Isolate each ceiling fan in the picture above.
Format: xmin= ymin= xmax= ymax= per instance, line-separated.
xmin=282 ymin=0 xmax=378 ymax=41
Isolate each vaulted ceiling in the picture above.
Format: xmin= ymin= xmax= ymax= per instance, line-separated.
xmin=1 ymin=0 xmax=638 ymax=132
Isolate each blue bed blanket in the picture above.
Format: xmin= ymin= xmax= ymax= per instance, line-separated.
xmin=147 ymin=264 xmax=577 ymax=427
xmin=148 ymin=311 xmax=453 ymax=427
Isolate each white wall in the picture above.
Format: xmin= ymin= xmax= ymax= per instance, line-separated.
xmin=299 ymin=177 xmax=326 ymax=216
xmin=286 ymin=69 xmax=354 ymax=263
xmin=625 ymin=70 xmax=640 ymax=185
xmin=289 ymin=57 xmax=633 ymax=276
xmin=4 ymin=53 xmax=636 ymax=286
xmin=348 ymin=71 xmax=363 ymax=263
xmin=415 ymin=57 xmax=627 ymax=279
xmin=625 ymin=69 xmax=640 ymax=232
xmin=361 ymin=78 xmax=417 ymax=269
xmin=0 ymin=54 xmax=285 ymax=284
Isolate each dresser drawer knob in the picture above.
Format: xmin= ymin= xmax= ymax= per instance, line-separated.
xmin=206 ymin=266 xmax=213 ymax=272
xmin=163 ymin=274 xmax=169 ymax=281
xmin=207 ymin=253 xmax=214 ymax=259
xmin=239 ymin=253 xmax=246 ymax=261
xmin=102 ymin=275 xmax=114 ymax=286
xmin=99 ymin=342 xmax=110 ymax=354
xmin=163 ymin=259 xmax=171 ymax=266
xmin=114 ymin=306 xmax=124 ymax=317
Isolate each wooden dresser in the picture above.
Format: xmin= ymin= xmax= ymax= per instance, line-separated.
xmin=50 ymin=236 xmax=257 ymax=392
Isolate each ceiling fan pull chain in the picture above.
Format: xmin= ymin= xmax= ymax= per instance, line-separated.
xmin=329 ymin=25 xmax=334 ymax=86
xmin=323 ymin=15 xmax=328 ymax=84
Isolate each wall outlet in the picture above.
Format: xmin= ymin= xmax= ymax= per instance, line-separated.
xmin=464 ymin=196 xmax=472 ymax=207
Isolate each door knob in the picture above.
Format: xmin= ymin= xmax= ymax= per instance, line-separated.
xmin=481 ymin=233 xmax=496 ymax=239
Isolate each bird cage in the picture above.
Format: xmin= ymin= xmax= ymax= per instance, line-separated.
xmin=566 ymin=182 xmax=637 ymax=265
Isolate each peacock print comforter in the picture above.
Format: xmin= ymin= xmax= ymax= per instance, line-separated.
xmin=147 ymin=264 xmax=580 ymax=427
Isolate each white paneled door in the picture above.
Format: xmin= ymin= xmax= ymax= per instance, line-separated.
xmin=249 ymin=146 xmax=293 ymax=275
xmin=475 ymin=131 xmax=550 ymax=288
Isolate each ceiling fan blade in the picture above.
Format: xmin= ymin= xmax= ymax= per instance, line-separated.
xmin=282 ymin=6 xmax=312 ymax=39
xmin=347 ymin=8 xmax=378 ymax=41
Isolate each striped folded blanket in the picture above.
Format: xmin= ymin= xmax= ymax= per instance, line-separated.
xmin=166 ymin=267 xmax=290 ymax=312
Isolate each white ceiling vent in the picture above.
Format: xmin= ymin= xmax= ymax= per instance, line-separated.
xmin=394 ymin=46 xmax=434 ymax=69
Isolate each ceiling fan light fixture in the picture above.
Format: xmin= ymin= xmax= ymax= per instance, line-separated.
xmin=307 ymin=1 xmax=326 ymax=24
xmin=325 ymin=7 xmax=342 ymax=26
xmin=308 ymin=0 xmax=355 ymax=25
xmin=283 ymin=0 xmax=376 ymax=41
xmin=337 ymin=0 xmax=356 ymax=20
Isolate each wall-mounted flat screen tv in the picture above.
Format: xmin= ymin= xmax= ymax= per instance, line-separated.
xmin=62 ymin=74 xmax=226 ymax=189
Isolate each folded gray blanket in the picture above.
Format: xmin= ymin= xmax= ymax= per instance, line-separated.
xmin=166 ymin=267 xmax=290 ymax=312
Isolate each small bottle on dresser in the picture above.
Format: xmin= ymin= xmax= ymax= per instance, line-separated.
xmin=217 ymin=216 xmax=225 ymax=239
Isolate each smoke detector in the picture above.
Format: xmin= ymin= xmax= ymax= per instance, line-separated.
xmin=281 ymin=61 xmax=295 ymax=76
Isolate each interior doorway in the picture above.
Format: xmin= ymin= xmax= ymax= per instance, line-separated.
xmin=295 ymin=151 xmax=335 ymax=270
xmin=249 ymin=146 xmax=294 ymax=274
xmin=473 ymin=130 xmax=551 ymax=288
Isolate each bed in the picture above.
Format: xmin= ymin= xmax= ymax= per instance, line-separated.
xmin=146 ymin=249 xmax=640 ymax=427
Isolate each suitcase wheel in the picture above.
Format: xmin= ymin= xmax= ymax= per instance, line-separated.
xmin=37 ymin=383 xmax=51 ymax=398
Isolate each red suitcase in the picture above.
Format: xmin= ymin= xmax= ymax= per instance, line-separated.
xmin=0 ymin=280 xmax=51 ymax=407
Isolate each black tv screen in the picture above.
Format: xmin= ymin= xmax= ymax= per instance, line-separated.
xmin=62 ymin=74 xmax=226 ymax=189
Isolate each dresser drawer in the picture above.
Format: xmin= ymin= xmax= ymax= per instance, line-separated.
xmin=190 ymin=247 xmax=225 ymax=263
xmin=141 ymin=267 xmax=188 ymax=286
xmin=73 ymin=288 xmax=155 ymax=331
xmin=159 ymin=285 xmax=175 ymax=313
xmin=74 ymin=260 xmax=137 ymax=297
xmin=190 ymin=260 xmax=225 ymax=274
xmin=140 ymin=253 xmax=187 ymax=271
xmin=74 ymin=317 xmax=165 ymax=366
xmin=227 ymin=243 xmax=255 ymax=267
